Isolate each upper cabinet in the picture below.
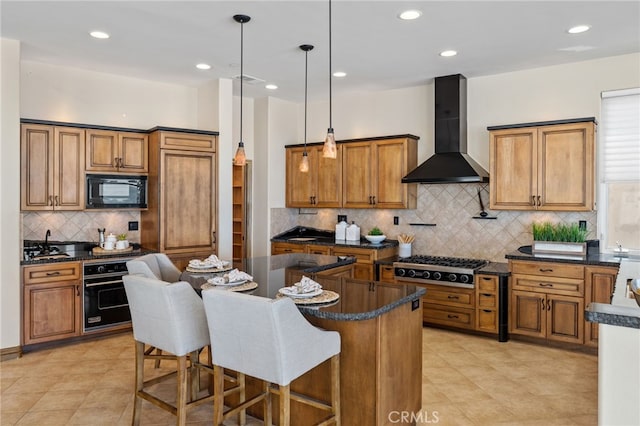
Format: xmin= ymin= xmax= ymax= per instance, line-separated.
xmin=489 ymin=120 xmax=595 ymax=211
xmin=286 ymin=145 xmax=342 ymax=208
xmin=21 ymin=124 xmax=85 ymax=211
xmin=85 ymin=129 xmax=148 ymax=174
xmin=285 ymin=135 xmax=418 ymax=209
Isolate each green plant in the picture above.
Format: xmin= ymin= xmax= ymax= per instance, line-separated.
xmin=368 ymin=226 xmax=384 ymax=236
xmin=531 ymin=222 xmax=586 ymax=242
xmin=117 ymin=233 xmax=128 ymax=241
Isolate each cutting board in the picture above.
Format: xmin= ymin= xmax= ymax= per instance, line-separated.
xmin=92 ymin=246 xmax=133 ymax=256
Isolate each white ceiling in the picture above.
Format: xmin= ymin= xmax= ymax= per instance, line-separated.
xmin=2 ymin=1 xmax=639 ymax=103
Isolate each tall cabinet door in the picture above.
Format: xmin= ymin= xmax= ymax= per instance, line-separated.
xmin=54 ymin=127 xmax=85 ymax=210
xmin=286 ymin=147 xmax=315 ymax=207
xmin=342 ymin=142 xmax=373 ymax=208
xmin=373 ymin=138 xmax=413 ymax=209
xmin=21 ymin=124 xmax=54 ymax=210
xmin=313 ymin=145 xmax=342 ymax=208
xmin=160 ymin=149 xmax=216 ymax=255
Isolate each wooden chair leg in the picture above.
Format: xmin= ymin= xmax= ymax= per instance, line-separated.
xmin=263 ymin=381 xmax=272 ymax=426
xmin=279 ymin=384 xmax=290 ymax=426
xmin=155 ymin=348 xmax=163 ymax=368
xmin=238 ymin=373 xmax=246 ymax=426
xmin=132 ymin=341 xmax=144 ymax=426
xmin=189 ymin=350 xmax=198 ymax=400
xmin=213 ymin=365 xmax=225 ymax=426
xmin=176 ymin=355 xmax=188 ymax=426
xmin=331 ymin=355 xmax=341 ymax=426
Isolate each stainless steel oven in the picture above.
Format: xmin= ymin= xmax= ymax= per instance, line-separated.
xmin=83 ymin=260 xmax=131 ymax=331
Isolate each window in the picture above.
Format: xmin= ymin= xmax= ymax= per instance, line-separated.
xmin=598 ymin=88 xmax=640 ymax=252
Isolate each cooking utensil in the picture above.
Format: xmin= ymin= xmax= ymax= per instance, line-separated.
xmin=477 ymin=189 xmax=488 ymax=217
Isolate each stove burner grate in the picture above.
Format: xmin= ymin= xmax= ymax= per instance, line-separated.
xmin=400 ymin=255 xmax=487 ymax=269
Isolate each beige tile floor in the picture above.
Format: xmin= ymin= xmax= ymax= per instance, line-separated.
xmin=1 ymin=328 xmax=597 ymax=425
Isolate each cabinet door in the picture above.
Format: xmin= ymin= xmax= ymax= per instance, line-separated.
xmin=373 ymin=139 xmax=414 ymax=209
xmin=86 ymin=129 xmax=118 ymax=172
xmin=510 ymin=290 xmax=545 ymax=338
xmin=306 ymin=244 xmax=332 ymax=255
xmin=286 ymin=147 xmax=315 ymax=207
xmin=546 ymin=294 xmax=584 ymax=344
xmin=342 ymin=142 xmax=374 ymax=208
xmin=489 ymin=127 xmax=537 ymax=210
xmin=119 ymin=132 xmax=148 ymax=172
xmin=21 ymin=124 xmax=54 ymax=210
xmin=54 ymin=127 xmax=85 ymax=210
xmin=341 ymin=279 xmax=376 ymax=312
xmin=538 ymin=122 xmax=594 ymax=211
xmin=313 ymin=145 xmax=342 ymax=208
xmin=160 ymin=149 xmax=216 ymax=254
xmin=585 ymin=266 xmax=617 ymax=346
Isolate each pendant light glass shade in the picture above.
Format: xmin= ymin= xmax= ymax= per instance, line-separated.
xmin=299 ymin=44 xmax=314 ymax=173
xmin=322 ymin=0 xmax=337 ymax=159
xmin=233 ymin=14 xmax=250 ymax=166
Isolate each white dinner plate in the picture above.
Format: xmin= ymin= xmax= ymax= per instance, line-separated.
xmin=278 ymin=286 xmax=323 ymax=299
xmin=207 ymin=278 xmax=247 ymax=287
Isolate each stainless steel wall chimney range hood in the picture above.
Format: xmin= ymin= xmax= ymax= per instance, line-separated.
xmin=402 ymin=74 xmax=489 ymax=184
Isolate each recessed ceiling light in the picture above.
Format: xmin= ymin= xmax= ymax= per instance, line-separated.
xmin=398 ymin=10 xmax=422 ymax=20
xmin=333 ymin=71 xmax=346 ymax=78
xmin=568 ymin=25 xmax=590 ymax=34
xmin=440 ymin=50 xmax=458 ymax=57
xmin=196 ymin=63 xmax=211 ymax=70
xmin=265 ymin=84 xmax=278 ymax=90
xmin=89 ymin=31 xmax=110 ymax=39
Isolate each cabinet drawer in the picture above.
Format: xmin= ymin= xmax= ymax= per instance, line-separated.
xmin=511 ymin=261 xmax=583 ymax=279
xmin=512 ymin=274 xmax=584 ymax=297
xmin=423 ymin=285 xmax=474 ymax=308
xmin=23 ymin=262 xmax=82 ymax=284
xmin=477 ymin=293 xmax=497 ymax=308
xmin=423 ymin=303 xmax=474 ymax=329
xmin=332 ymin=248 xmax=374 ymax=263
xmin=476 ymin=275 xmax=498 ymax=293
xmin=159 ymin=132 xmax=216 ymax=152
xmin=378 ymin=265 xmax=396 ymax=283
xmin=307 ymin=244 xmax=332 ymax=255
xmin=271 ymin=242 xmax=306 ymax=255
xmin=477 ymin=309 xmax=498 ymax=333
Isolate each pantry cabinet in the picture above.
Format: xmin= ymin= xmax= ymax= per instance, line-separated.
xmin=22 ymin=262 xmax=82 ymax=345
xmin=489 ymin=120 xmax=595 ymax=211
xmin=342 ymin=136 xmax=417 ymax=209
xmin=85 ymin=129 xmax=148 ymax=173
xmin=141 ymin=129 xmax=218 ymax=270
xmin=286 ymin=145 xmax=342 ymax=208
xmin=510 ymin=260 xmax=585 ymax=344
xmin=21 ymin=124 xmax=85 ymax=211
xmin=284 ymin=135 xmax=418 ymax=209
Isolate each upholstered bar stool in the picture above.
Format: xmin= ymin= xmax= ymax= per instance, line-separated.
xmin=202 ymin=289 xmax=341 ymax=426
xmin=123 ymin=274 xmax=214 ymax=425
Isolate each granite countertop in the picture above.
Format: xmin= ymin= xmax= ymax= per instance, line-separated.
xmin=182 ymin=253 xmax=423 ymax=321
xmin=505 ymin=246 xmax=624 ymax=268
xmin=271 ymin=226 xmax=399 ymax=250
xmin=586 ymin=258 xmax=640 ymax=329
xmin=21 ymin=241 xmax=156 ymax=265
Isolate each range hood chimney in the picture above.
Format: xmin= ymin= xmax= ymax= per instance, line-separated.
xmin=402 ymin=74 xmax=489 ymax=184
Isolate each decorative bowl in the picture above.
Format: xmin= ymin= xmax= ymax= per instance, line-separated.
xmin=365 ymin=235 xmax=386 ymax=244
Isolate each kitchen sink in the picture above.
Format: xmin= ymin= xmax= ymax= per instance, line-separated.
xmin=288 ymin=237 xmax=317 ymax=242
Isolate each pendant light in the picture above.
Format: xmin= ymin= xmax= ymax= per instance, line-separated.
xmin=299 ymin=44 xmax=314 ymax=173
xmin=322 ymin=0 xmax=337 ymax=159
xmin=233 ymin=14 xmax=250 ymax=166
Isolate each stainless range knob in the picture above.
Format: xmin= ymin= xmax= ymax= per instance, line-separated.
xmin=408 ymin=270 xmax=417 ymax=278
xmin=422 ymin=271 xmax=430 ymax=279
xmin=448 ymin=273 xmax=457 ymax=282
xmin=396 ymin=268 xmax=406 ymax=277
xmin=433 ymin=272 xmax=442 ymax=280
xmin=460 ymin=275 xmax=470 ymax=283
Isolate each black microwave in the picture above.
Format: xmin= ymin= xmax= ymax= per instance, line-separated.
xmin=86 ymin=174 xmax=147 ymax=209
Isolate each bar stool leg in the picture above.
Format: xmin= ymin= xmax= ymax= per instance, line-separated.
xmin=213 ymin=365 xmax=225 ymax=425
xmin=132 ymin=341 xmax=144 ymax=426
xmin=177 ymin=355 xmax=188 ymax=426
xmin=331 ymin=355 xmax=341 ymax=426
xmin=263 ymin=381 xmax=272 ymax=426
xmin=279 ymin=384 xmax=290 ymax=426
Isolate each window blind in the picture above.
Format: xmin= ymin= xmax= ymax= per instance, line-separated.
xmin=601 ymin=88 xmax=640 ymax=182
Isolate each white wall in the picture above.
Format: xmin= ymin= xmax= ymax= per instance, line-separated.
xmin=0 ymin=39 xmax=22 ymax=351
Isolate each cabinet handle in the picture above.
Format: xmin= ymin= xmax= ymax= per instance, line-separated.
xmin=482 ymin=309 xmax=492 ymax=313
xmin=541 ymin=298 xmax=546 ymax=310
xmin=537 ymin=195 xmax=541 ymax=206
xmin=54 ymin=195 xmax=59 ymax=206
xmin=482 ymin=277 xmax=492 ymax=281
xmin=531 ymin=195 xmax=536 ymax=206
xmin=372 ymin=196 xmax=376 ymax=205
xmin=313 ymin=196 xmax=317 ymax=204
xmin=284 ymin=249 xmax=292 ymax=253
xmin=447 ymin=295 xmax=460 ymax=299
xmin=211 ymin=232 xmax=216 ymax=245
xmin=45 ymin=271 xmax=61 ymax=276
xmin=368 ymin=196 xmax=372 ymax=204
xmin=48 ymin=195 xmax=54 ymax=206
xmin=447 ymin=314 xmax=459 ymax=319
xmin=482 ymin=293 xmax=491 ymax=297
xmin=546 ymin=300 xmax=551 ymax=311
xmin=539 ymin=268 xmax=553 ymax=273
xmin=76 ymin=285 xmax=80 ymax=296
xmin=538 ymin=282 xmax=554 ymax=287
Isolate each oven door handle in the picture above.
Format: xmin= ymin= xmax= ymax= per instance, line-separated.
xmin=84 ymin=279 xmax=124 ymax=287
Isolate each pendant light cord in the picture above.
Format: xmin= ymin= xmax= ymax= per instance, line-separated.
xmin=240 ymin=19 xmax=244 ymax=144
xmin=328 ymin=0 xmax=332 ymax=129
xmin=304 ymin=48 xmax=308 ymax=149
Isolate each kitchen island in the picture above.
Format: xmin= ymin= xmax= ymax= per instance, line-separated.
xmin=188 ymin=254 xmax=425 ymax=426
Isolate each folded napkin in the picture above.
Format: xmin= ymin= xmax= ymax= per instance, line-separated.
xmin=208 ymin=276 xmax=226 ymax=285
xmin=225 ymin=268 xmax=253 ymax=282
xmin=293 ymin=276 xmax=322 ymax=294
xmin=189 ymin=254 xmax=227 ymax=268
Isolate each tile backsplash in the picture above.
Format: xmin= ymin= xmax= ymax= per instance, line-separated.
xmin=271 ymin=184 xmax=598 ymax=263
xmin=22 ymin=211 xmax=140 ymax=244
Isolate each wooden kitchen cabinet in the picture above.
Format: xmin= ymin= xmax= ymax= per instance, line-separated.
xmin=378 ymin=264 xmax=396 ymax=283
xmin=420 ymin=284 xmax=475 ymax=330
xmin=286 ymin=145 xmax=342 ymax=208
xmin=332 ymin=246 xmax=397 ymax=281
xmin=510 ymin=260 xmax=585 ymax=344
xmin=584 ymin=266 xmax=617 ymax=347
xmin=141 ymin=130 xmax=218 ymax=270
xmin=476 ymin=274 xmax=499 ymax=333
xmin=21 ymin=124 xmax=85 ymax=211
xmin=85 ymin=129 xmax=148 ymax=173
xmin=23 ymin=262 xmax=82 ymax=345
xmin=342 ymin=136 xmax=417 ymax=209
xmin=489 ymin=120 xmax=595 ymax=211
xmin=271 ymin=242 xmax=307 ymax=255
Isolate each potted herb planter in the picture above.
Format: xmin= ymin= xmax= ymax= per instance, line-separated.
xmin=531 ymin=222 xmax=587 ymax=256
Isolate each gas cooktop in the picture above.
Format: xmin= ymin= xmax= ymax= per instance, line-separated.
xmin=393 ymin=255 xmax=489 ymax=288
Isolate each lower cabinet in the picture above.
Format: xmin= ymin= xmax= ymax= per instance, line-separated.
xmin=420 ymin=284 xmax=475 ymax=330
xmin=23 ymin=262 xmax=82 ymax=345
xmin=584 ymin=266 xmax=617 ymax=347
xmin=476 ymin=274 xmax=499 ymax=333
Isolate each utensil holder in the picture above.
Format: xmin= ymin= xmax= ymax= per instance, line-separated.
xmin=399 ymin=243 xmax=412 ymax=258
